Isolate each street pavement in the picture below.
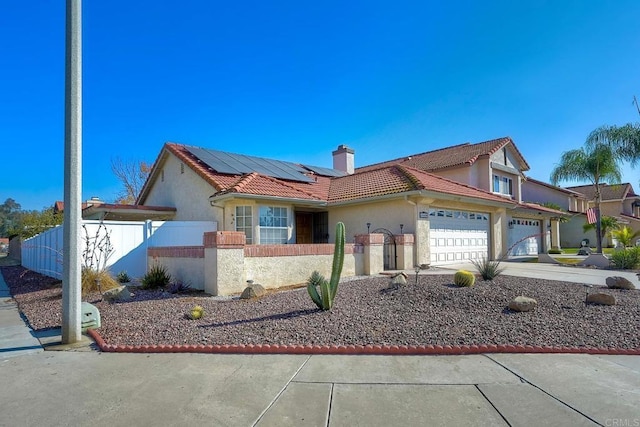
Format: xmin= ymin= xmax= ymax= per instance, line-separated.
xmin=1 ymin=261 xmax=639 ymax=426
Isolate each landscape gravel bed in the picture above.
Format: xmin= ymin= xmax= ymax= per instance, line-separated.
xmin=2 ymin=265 xmax=639 ymax=350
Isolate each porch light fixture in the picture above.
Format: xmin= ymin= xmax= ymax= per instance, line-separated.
xmin=366 ymin=222 xmax=371 ymax=233
xmin=400 ymin=224 xmax=404 ymax=233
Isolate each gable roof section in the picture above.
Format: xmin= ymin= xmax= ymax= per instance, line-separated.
xmin=357 ymin=137 xmax=529 ymax=173
xmin=565 ymin=183 xmax=636 ymax=201
xmin=328 ymin=165 xmax=517 ymax=206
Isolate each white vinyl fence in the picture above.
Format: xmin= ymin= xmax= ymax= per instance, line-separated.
xmin=21 ymin=220 xmax=217 ymax=279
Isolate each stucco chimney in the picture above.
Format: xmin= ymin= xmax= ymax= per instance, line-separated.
xmin=332 ymin=145 xmax=355 ymax=175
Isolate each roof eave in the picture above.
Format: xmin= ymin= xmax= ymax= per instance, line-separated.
xmin=209 ymin=193 xmax=327 ymax=207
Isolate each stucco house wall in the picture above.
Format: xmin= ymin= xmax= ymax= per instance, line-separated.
xmin=521 ymin=180 xmax=571 ymax=210
xmin=143 ymin=153 xmax=222 ymax=222
xmin=559 ymin=214 xmax=598 ymax=248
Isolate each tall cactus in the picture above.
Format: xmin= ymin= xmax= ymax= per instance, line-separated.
xmin=307 ymin=222 xmax=345 ymax=310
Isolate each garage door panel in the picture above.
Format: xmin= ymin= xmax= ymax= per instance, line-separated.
xmin=429 ymin=208 xmax=490 ymax=265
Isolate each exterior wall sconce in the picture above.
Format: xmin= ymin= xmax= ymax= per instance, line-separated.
xmin=400 ymin=224 xmax=404 ymax=233
xmin=367 ymin=222 xmax=371 ymax=233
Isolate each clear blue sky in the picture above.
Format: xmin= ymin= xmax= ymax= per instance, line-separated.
xmin=2 ymin=1 xmax=639 ymax=211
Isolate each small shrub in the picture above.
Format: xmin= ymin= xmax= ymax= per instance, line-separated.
xmin=116 ymin=270 xmax=131 ymax=283
xmin=188 ymin=305 xmax=204 ymax=320
xmin=168 ymin=281 xmax=192 ymax=294
xmin=610 ymin=247 xmax=640 ymax=270
xmin=547 ymin=248 xmax=563 ymax=255
xmin=471 ymin=257 xmax=505 ymax=280
xmin=453 ymin=270 xmax=476 ymax=287
xmin=81 ymin=267 xmax=120 ymax=296
xmin=141 ymin=263 xmax=171 ymax=289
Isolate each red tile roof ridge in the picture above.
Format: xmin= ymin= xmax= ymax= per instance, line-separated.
xmin=397 ymin=165 xmax=517 ymax=204
xmin=164 ymin=142 xmax=226 ymax=192
xmin=230 ymin=172 xmax=260 ymax=192
xmin=518 ymin=202 xmax=567 ymax=215
xmin=356 ymin=141 xmax=473 ymax=172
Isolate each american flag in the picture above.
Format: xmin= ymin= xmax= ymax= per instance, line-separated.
xmin=586 ymin=208 xmax=598 ymax=224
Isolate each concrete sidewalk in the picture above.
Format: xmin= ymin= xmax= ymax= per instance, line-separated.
xmin=1 ymin=350 xmax=639 ymax=426
xmin=0 ymin=270 xmax=43 ymax=358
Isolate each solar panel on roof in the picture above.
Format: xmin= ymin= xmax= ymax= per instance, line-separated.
xmin=185 ymin=146 xmax=315 ymax=183
xmin=302 ymin=164 xmax=347 ymax=177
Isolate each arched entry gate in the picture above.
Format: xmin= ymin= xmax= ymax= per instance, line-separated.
xmin=371 ymin=228 xmax=397 ymax=270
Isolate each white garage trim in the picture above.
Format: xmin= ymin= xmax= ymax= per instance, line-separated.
xmin=508 ymin=217 xmax=540 ymax=256
xmin=429 ymin=208 xmax=490 ymax=265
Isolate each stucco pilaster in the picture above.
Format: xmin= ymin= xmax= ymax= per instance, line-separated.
xmin=415 ymin=204 xmax=431 ymax=266
xmin=395 ymin=234 xmax=415 ymax=270
xmin=354 ymin=233 xmax=384 ymax=275
xmin=550 ymin=218 xmax=561 ymax=249
xmin=203 ymin=231 xmax=246 ymax=296
xmin=492 ymin=208 xmax=508 ymax=259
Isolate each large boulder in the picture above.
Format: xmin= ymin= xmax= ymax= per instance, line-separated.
xmin=240 ymin=283 xmax=266 ymax=299
xmin=606 ymin=276 xmax=636 ymax=290
xmin=508 ymin=296 xmax=538 ymax=312
xmin=390 ymin=272 xmax=408 ymax=289
xmin=102 ymin=286 xmax=132 ymax=303
xmin=586 ymin=292 xmax=616 ymax=306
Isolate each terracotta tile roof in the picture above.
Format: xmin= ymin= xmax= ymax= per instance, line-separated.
xmin=565 ymin=183 xmax=635 ymax=201
xmin=524 ymin=177 xmax=585 ymax=196
xmin=357 ymin=137 xmax=529 ymax=173
xmin=328 ymin=165 xmax=516 ymax=205
xmin=144 ymin=142 xmax=515 ymax=208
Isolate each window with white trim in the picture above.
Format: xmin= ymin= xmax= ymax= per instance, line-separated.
xmin=259 ymin=206 xmax=288 ymax=244
xmin=493 ymin=174 xmax=513 ymax=196
xmin=235 ymin=206 xmax=253 ymax=244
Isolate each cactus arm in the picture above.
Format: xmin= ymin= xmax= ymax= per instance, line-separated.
xmin=320 ymin=280 xmax=332 ymax=310
xmin=328 ymin=222 xmax=345 ymax=299
xmin=307 ymin=283 xmax=323 ymax=309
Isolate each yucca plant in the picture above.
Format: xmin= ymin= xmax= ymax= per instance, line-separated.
xmin=453 ymin=270 xmax=476 ymax=287
xmin=141 ymin=263 xmax=171 ymax=289
xmin=470 ymin=256 xmax=504 ymax=280
xmin=307 ymin=222 xmax=345 ymax=310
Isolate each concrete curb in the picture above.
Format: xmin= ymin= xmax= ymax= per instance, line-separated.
xmin=86 ymin=330 xmax=640 ymax=355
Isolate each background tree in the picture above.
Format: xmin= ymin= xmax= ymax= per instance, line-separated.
xmin=550 ymin=141 xmax=622 ymax=253
xmin=587 ymin=123 xmax=640 ymax=168
xmin=111 ymin=157 xmax=152 ymax=204
xmin=13 ymin=207 xmax=64 ymax=239
xmin=0 ymin=198 xmax=21 ymax=237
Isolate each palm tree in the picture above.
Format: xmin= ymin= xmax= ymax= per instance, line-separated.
xmin=582 ymin=215 xmax=619 ymax=247
xmin=610 ymin=225 xmax=640 ymax=248
xmin=587 ymin=123 xmax=640 ymax=167
xmin=550 ymin=142 xmax=622 ymax=253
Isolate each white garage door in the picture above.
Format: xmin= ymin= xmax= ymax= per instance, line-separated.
xmin=508 ymin=218 xmax=540 ymax=255
xmin=429 ymin=208 xmax=490 ymax=265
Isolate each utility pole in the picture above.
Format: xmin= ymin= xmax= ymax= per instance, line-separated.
xmin=62 ymin=0 xmax=82 ymax=343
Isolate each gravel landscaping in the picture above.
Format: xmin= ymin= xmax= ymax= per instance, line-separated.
xmin=2 ymin=265 xmax=639 ymax=350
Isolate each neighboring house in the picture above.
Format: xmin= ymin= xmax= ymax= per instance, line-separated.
xmin=355 ymin=137 xmax=565 ymax=255
xmin=55 ymin=198 xmax=176 ymax=221
xmin=564 ymin=183 xmax=640 ymax=247
xmin=521 ymin=177 xmax=595 ymax=248
xmin=137 ymin=139 xmax=564 ymax=267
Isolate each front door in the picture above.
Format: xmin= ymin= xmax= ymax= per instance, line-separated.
xmin=296 ymin=213 xmax=313 ymax=243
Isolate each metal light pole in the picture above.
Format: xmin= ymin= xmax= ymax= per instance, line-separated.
xmin=62 ymin=0 xmax=82 ymax=343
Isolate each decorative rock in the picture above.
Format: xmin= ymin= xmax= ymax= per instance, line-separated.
xmin=606 ymin=276 xmax=636 ymax=290
xmin=508 ymin=296 xmax=538 ymax=312
xmin=102 ymin=286 xmax=132 ymax=302
xmin=586 ymin=292 xmax=616 ymax=306
xmin=240 ymin=283 xmax=266 ymax=299
xmin=390 ymin=272 xmax=408 ymax=289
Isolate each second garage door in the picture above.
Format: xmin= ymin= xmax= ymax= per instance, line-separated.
xmin=508 ymin=218 xmax=540 ymax=255
xmin=429 ymin=208 xmax=490 ymax=265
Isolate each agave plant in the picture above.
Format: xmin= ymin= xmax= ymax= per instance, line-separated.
xmin=307 ymin=222 xmax=345 ymax=310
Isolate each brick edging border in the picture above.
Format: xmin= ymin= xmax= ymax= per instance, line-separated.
xmin=86 ymin=330 xmax=640 ymax=355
